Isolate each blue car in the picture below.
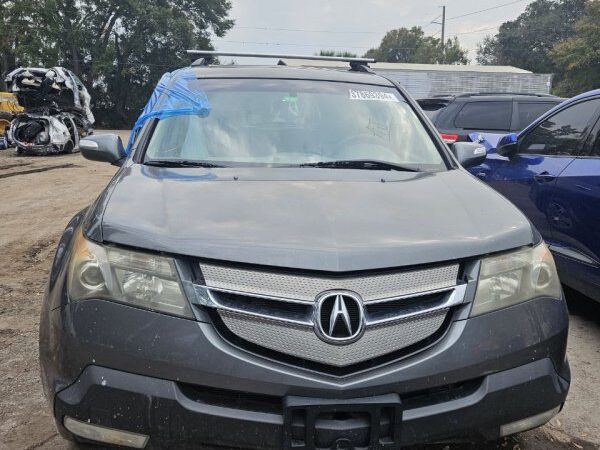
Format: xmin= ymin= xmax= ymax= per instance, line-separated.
xmin=470 ymin=90 xmax=600 ymax=302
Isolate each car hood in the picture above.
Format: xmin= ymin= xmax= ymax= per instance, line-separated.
xmin=95 ymin=165 xmax=533 ymax=272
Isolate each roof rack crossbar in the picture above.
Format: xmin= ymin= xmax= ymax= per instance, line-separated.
xmin=186 ymin=50 xmax=376 ymax=70
xmin=455 ymin=92 xmax=557 ymax=98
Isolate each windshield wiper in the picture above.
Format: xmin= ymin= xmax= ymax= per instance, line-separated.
xmin=297 ymin=159 xmax=420 ymax=172
xmin=144 ymin=159 xmax=225 ymax=168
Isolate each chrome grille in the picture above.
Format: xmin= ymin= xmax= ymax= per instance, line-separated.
xmin=199 ymin=263 xmax=459 ymax=303
xmin=196 ymin=262 xmax=464 ymax=369
xmin=219 ymin=309 xmax=448 ymax=367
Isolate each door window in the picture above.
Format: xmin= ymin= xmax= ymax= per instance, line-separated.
xmin=454 ymin=101 xmax=512 ymax=130
xmin=520 ymin=99 xmax=600 ymax=156
xmin=591 ymin=126 xmax=600 ymax=157
xmin=515 ymin=102 xmax=560 ymax=130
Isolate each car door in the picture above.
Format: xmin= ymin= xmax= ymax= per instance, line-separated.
xmin=549 ymin=106 xmax=600 ymax=300
xmin=482 ymin=98 xmax=600 ymax=241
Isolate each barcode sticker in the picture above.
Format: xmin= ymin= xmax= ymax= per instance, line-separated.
xmin=349 ymin=89 xmax=399 ymax=102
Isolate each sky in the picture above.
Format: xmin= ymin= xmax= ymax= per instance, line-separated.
xmin=212 ymin=0 xmax=535 ymax=64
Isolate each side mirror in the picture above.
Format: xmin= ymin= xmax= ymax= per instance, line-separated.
xmin=80 ymin=134 xmax=126 ymax=166
xmin=496 ymin=133 xmax=518 ymax=157
xmin=451 ymin=142 xmax=487 ymax=169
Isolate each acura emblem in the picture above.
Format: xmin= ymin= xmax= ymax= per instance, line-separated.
xmin=315 ymin=291 xmax=365 ymax=344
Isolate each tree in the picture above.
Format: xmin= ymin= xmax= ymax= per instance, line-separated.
xmin=475 ymin=0 xmax=585 ymax=73
xmin=0 ymin=0 xmax=233 ymax=127
xmin=0 ymin=1 xmax=56 ymax=90
xmin=551 ymin=1 xmax=600 ymax=96
xmin=364 ymin=27 xmax=467 ymax=64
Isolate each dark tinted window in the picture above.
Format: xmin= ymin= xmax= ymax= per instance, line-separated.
xmin=421 ymin=106 xmax=445 ymax=121
xmin=520 ymin=99 xmax=600 ymax=156
xmin=516 ymin=102 xmax=560 ymax=130
xmin=454 ymin=101 xmax=512 ymax=130
xmin=417 ymin=99 xmax=450 ymax=122
xmin=593 ymin=137 xmax=600 ymax=156
xmin=592 ymin=130 xmax=600 ymax=157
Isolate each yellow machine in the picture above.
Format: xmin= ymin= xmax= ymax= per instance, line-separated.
xmin=0 ymin=91 xmax=23 ymax=133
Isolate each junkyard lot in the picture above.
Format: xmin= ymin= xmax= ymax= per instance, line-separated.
xmin=0 ymin=132 xmax=599 ymax=450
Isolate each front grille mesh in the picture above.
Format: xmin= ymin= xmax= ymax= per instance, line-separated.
xmin=219 ymin=309 xmax=448 ymax=367
xmin=199 ymin=261 xmax=462 ymax=370
xmin=200 ymin=263 xmax=459 ymax=302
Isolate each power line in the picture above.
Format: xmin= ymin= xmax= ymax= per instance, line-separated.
xmin=234 ymin=26 xmax=380 ymax=34
xmin=235 ymin=7 xmax=447 ymax=34
xmin=423 ymin=14 xmax=442 ymax=30
xmin=219 ymin=39 xmax=374 ymax=49
xmin=224 ymin=0 xmax=527 ymax=38
xmin=452 ymin=25 xmax=500 ymax=36
xmin=219 ymin=40 xmax=427 ymax=51
xmin=446 ymin=0 xmax=527 ymax=21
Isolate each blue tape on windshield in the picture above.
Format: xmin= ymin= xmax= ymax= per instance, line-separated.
xmin=125 ymin=68 xmax=211 ymax=154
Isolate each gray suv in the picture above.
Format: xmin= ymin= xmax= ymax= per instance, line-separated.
xmin=39 ymin=52 xmax=569 ymax=449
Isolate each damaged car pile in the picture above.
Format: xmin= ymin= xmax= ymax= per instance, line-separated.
xmin=4 ymin=67 xmax=94 ymax=154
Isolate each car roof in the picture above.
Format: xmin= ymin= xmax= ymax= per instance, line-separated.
xmin=461 ymin=95 xmax=560 ymax=102
xmin=189 ymin=65 xmax=396 ymax=87
xmin=418 ymin=93 xmax=562 ymax=102
xmin=561 ymin=88 xmax=600 ymax=104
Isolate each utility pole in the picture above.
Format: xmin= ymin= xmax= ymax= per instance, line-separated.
xmin=441 ymin=5 xmax=446 ymax=62
xmin=432 ymin=6 xmax=446 ymax=64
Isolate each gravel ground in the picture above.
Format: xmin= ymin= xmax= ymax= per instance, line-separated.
xmin=0 ymin=132 xmax=598 ymax=450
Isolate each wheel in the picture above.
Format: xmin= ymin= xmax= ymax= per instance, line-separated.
xmin=63 ymin=139 xmax=75 ymax=154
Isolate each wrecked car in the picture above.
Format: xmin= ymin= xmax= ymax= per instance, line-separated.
xmin=5 ymin=67 xmax=94 ymax=154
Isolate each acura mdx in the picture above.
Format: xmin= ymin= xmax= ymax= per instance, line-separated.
xmin=39 ymin=52 xmax=570 ymax=449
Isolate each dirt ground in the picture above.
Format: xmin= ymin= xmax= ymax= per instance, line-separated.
xmin=0 ymin=131 xmax=598 ymax=450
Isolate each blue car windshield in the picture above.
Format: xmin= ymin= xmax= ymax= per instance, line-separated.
xmin=144 ymin=78 xmax=446 ymax=171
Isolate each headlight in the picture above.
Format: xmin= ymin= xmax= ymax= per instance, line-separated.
xmin=67 ymin=228 xmax=193 ymax=318
xmin=472 ymin=242 xmax=561 ymax=316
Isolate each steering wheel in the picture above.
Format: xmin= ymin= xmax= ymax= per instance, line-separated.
xmin=333 ymin=133 xmax=397 ymax=160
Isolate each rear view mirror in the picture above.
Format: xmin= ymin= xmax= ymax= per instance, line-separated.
xmin=80 ymin=134 xmax=126 ymax=166
xmin=496 ymin=133 xmax=518 ymax=157
xmin=451 ymin=142 xmax=487 ymax=169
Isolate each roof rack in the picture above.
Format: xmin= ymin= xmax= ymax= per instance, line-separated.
xmin=186 ymin=50 xmax=376 ymax=72
xmin=455 ymin=92 xmax=557 ymax=98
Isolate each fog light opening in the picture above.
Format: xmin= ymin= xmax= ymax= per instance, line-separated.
xmin=63 ymin=416 xmax=149 ymax=448
xmin=500 ymin=406 xmax=560 ymax=437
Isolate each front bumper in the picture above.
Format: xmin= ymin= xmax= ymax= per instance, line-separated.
xmin=41 ymin=294 xmax=569 ymax=448
xmin=55 ymin=357 xmax=568 ymax=448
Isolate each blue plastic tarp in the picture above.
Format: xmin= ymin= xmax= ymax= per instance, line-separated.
xmin=126 ymin=68 xmax=211 ymax=153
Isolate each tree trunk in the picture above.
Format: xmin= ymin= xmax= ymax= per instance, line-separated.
xmin=71 ymin=41 xmax=81 ymax=76
xmin=0 ymin=52 xmax=10 ymax=91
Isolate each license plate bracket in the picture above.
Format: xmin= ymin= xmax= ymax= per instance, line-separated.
xmin=283 ymin=393 xmax=402 ymax=450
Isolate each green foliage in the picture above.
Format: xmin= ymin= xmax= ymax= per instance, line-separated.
xmin=551 ymin=1 xmax=600 ymax=96
xmin=0 ymin=0 xmax=233 ymax=126
xmin=318 ymin=50 xmax=358 ymax=58
xmin=475 ymin=0 xmax=585 ymax=73
xmin=364 ymin=27 xmax=467 ymax=64
xmin=0 ymin=1 xmax=57 ymax=89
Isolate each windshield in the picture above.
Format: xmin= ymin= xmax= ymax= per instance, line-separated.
xmin=144 ymin=79 xmax=446 ymax=171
